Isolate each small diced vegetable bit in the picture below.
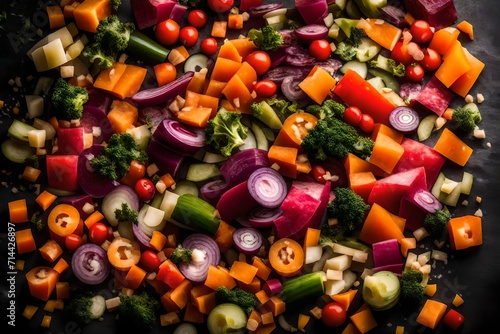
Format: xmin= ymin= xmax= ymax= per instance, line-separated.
xmin=22 ymin=305 xmax=39 ymax=319
xmin=41 ymin=315 xmax=52 ymax=328
xmin=9 ymin=199 xmax=29 ymax=223
xmin=65 ymin=290 xmax=107 ymax=325
xmin=47 ymin=5 xmax=66 ymax=29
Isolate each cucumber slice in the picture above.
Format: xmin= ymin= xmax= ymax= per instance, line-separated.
xmin=356 ymin=37 xmax=381 ymax=62
xmin=203 ymin=151 xmax=227 ymax=163
xmin=183 ymin=53 xmax=209 ymax=73
xmin=2 ymin=139 xmax=35 ymax=163
xmin=461 ymin=171 xmax=473 ymax=195
xmin=172 ymin=180 xmax=199 ymax=197
xmin=251 ymin=122 xmax=269 ymax=151
xmin=8 ymin=119 xmax=37 ymax=142
xmin=362 ymin=271 xmax=400 ymax=311
xmin=334 ymin=18 xmax=360 ymax=37
xmin=238 ymin=128 xmax=257 ymax=151
xmin=170 ymin=193 xmax=220 ymax=235
xmin=186 ymin=163 xmax=221 ymax=182
xmin=368 ymin=68 xmax=399 ymax=93
xmin=340 ymin=60 xmax=368 ymax=78
xmin=367 ymin=76 xmax=385 ymax=92
xmin=417 ymin=114 xmax=438 ymax=142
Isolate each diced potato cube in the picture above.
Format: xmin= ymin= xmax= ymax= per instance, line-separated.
xmin=43 ymin=38 xmax=69 ymax=69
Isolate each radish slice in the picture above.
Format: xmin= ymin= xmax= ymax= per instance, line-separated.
xmin=232 ymin=227 xmax=263 ymax=255
xmin=247 ymin=167 xmax=287 ymax=208
xmin=293 ymin=24 xmax=329 ymax=43
xmin=389 ymin=106 xmax=420 ymax=134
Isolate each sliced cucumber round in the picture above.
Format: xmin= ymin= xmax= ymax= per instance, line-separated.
xmin=2 ymin=138 xmax=35 ymax=164
xmin=183 ymin=53 xmax=209 ymax=73
xmin=362 ymin=270 xmax=400 ymax=311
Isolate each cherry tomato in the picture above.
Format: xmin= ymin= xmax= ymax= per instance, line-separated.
xmin=245 ymin=50 xmax=271 ymax=76
xmin=208 ymin=0 xmax=234 ymax=13
xmin=405 ymin=63 xmax=425 ymax=82
xmin=139 ymin=250 xmax=161 ymax=273
xmin=187 ymin=9 xmax=208 ymax=28
xmin=410 ymin=19 xmax=434 ymax=44
xmin=118 ymin=160 xmax=147 ymax=188
xmin=155 ymin=19 xmax=180 ymax=45
xmin=179 ymin=26 xmax=199 ymax=47
xmin=312 ymin=165 xmax=327 ymax=184
xmin=134 ymin=178 xmax=155 ymax=202
xmin=442 ymin=309 xmax=465 ymax=330
xmin=343 ymin=106 xmax=363 ymax=126
xmin=391 ymin=41 xmax=414 ymax=66
xmin=88 ymin=222 xmax=110 ymax=245
xmin=322 ymin=302 xmax=347 ymax=327
xmin=254 ymin=80 xmax=277 ymax=98
xmin=65 ymin=233 xmax=84 ymax=251
xmin=200 ymin=37 xmax=218 ymax=56
xmin=419 ymin=47 xmax=441 ymax=72
xmin=359 ymin=113 xmax=375 ymax=133
xmin=309 ymin=39 xmax=331 ymax=61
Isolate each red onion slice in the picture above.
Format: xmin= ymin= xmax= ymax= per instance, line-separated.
xmin=131 ymin=71 xmax=194 ymax=107
xmin=153 ymin=119 xmax=205 ymax=156
xmin=200 ymin=178 xmax=229 ymax=206
xmin=248 ymin=167 xmax=287 ymax=208
xmin=389 ymin=106 xmax=420 ymax=134
xmin=248 ymin=3 xmax=284 ymax=17
xmin=232 ymin=227 xmax=263 ymax=255
xmin=132 ymin=219 xmax=152 ymax=249
xmin=405 ymin=187 xmax=443 ymax=214
xmin=71 ymin=244 xmax=110 ymax=285
xmin=146 ymin=138 xmax=185 ymax=177
xmin=179 ymin=233 xmax=221 ymax=284
xmin=236 ymin=206 xmax=283 ymax=229
xmin=78 ymin=145 xmax=119 ymax=198
xmin=80 ymin=106 xmax=113 ymax=144
xmin=281 ymin=75 xmax=308 ymax=101
xmin=293 ymin=24 xmax=329 ymax=43
xmin=220 ymin=149 xmax=269 ymax=187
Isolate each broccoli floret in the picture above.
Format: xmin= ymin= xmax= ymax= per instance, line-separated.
xmin=178 ymin=0 xmax=202 ymax=7
xmin=110 ymin=0 xmax=121 ymax=10
xmin=451 ymin=104 xmax=482 ymax=132
xmin=327 ymin=187 xmax=370 ymax=231
xmin=91 ymin=133 xmax=148 ymax=180
xmin=306 ymin=99 xmax=345 ymax=122
xmin=118 ymin=291 xmax=160 ymax=330
xmin=423 ymin=209 xmax=451 ymax=238
xmin=215 ymin=287 xmax=259 ymax=316
xmin=65 ymin=290 xmax=106 ymax=325
xmin=50 ymin=78 xmax=88 ymax=121
xmin=301 ymin=118 xmax=374 ymax=160
xmin=387 ymin=59 xmax=406 ymax=77
xmin=349 ymin=27 xmax=367 ymax=45
xmin=82 ymin=15 xmax=135 ymax=69
xmin=30 ymin=213 xmax=44 ymax=231
xmin=205 ymin=108 xmax=248 ymax=157
xmin=114 ymin=202 xmax=138 ymax=224
xmin=334 ymin=27 xmax=366 ymax=61
xmin=247 ymin=25 xmax=284 ymax=51
xmin=169 ymin=244 xmax=192 ymax=264
xmin=400 ymin=270 xmax=425 ymax=308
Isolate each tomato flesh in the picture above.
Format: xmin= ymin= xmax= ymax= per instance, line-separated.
xmin=419 ymin=48 xmax=442 ymax=72
xmin=322 ymin=302 xmax=347 ymax=327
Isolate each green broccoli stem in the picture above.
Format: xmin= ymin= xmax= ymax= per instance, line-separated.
xmin=127 ymin=30 xmax=170 ymax=65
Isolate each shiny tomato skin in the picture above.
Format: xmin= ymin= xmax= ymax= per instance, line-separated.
xmin=155 ymin=19 xmax=180 ymax=45
xmin=245 ymin=50 xmax=271 ymax=76
xmin=419 ymin=48 xmax=442 ymax=72
xmin=134 ymin=178 xmax=155 ymax=202
xmin=179 ymin=26 xmax=199 ymax=47
xmin=344 ymin=106 xmax=363 ymax=126
xmin=200 ymin=37 xmax=218 ymax=56
xmin=89 ymin=222 xmax=109 ymax=245
xmin=187 ymin=9 xmax=208 ymax=28
xmin=410 ymin=20 xmax=434 ymax=44
xmin=405 ymin=63 xmax=425 ymax=82
xmin=65 ymin=233 xmax=84 ymax=251
xmin=312 ymin=165 xmax=327 ymax=184
xmin=208 ymin=0 xmax=235 ymax=13
xmin=391 ymin=41 xmax=414 ymax=66
xmin=254 ymin=80 xmax=277 ymax=97
xmin=322 ymin=302 xmax=347 ymax=327
xmin=359 ymin=113 xmax=375 ymax=133
xmin=443 ymin=309 xmax=465 ymax=330
xmin=309 ymin=39 xmax=331 ymax=61
xmin=139 ymin=250 xmax=161 ymax=273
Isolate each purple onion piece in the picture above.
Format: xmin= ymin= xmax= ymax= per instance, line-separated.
xmin=389 ymin=106 xmax=420 ymax=134
xmin=220 ymin=149 xmax=269 ymax=187
xmin=80 ymin=106 xmax=113 ymax=144
xmin=315 ymin=58 xmax=343 ymax=77
xmin=59 ymin=194 xmax=93 ymax=218
xmin=293 ymin=24 xmax=329 ymax=43
xmin=169 ymin=3 xmax=187 ymax=22
xmin=380 ymin=4 xmax=407 ymax=28
xmin=281 ymin=76 xmax=308 ymax=101
xmin=244 ymin=206 xmax=283 ymax=229
xmin=262 ymin=66 xmax=311 ymax=84
xmin=146 ymin=138 xmax=185 ymax=177
xmin=267 ymin=47 xmax=289 ymax=69
xmin=200 ymin=178 xmax=229 ymax=206
xmin=78 ymin=145 xmax=119 ymax=198
xmin=137 ymin=105 xmax=172 ymax=134
xmin=131 ymin=71 xmax=194 ymax=107
xmin=248 ymin=3 xmax=284 ymax=17
xmin=279 ymin=29 xmax=300 ymax=47
xmin=399 ymin=82 xmax=423 ymax=102
xmin=248 ymin=167 xmax=287 ymax=208
xmin=153 ymin=119 xmax=205 ymax=156
xmin=406 ymin=188 xmax=443 ymax=214
xmin=71 ymin=244 xmax=110 ymax=285
xmin=132 ymin=220 xmax=152 ymax=249
xmin=85 ymin=87 xmax=113 ymax=112
xmin=232 ymin=227 xmax=263 ymax=255
xmin=179 ymin=233 xmax=221 ymax=283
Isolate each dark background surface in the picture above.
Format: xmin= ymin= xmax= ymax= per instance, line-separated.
xmin=1 ymin=0 xmax=500 ymax=333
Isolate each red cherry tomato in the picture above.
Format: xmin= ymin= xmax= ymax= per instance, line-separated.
xmin=245 ymin=50 xmax=271 ymax=76
xmin=187 ymin=9 xmax=208 ymax=28
xmin=391 ymin=41 xmax=414 ymax=66
xmin=88 ymin=222 xmax=110 ymax=245
xmin=254 ymin=80 xmax=277 ymax=98
xmin=65 ymin=233 xmax=84 ymax=251
xmin=312 ymin=165 xmax=327 ymax=184
xmin=359 ymin=113 xmax=375 ymax=133
xmin=208 ymin=0 xmax=234 ymax=13
xmin=155 ymin=19 xmax=180 ymax=45
xmin=309 ymin=39 xmax=331 ymax=61
xmin=343 ymin=106 xmax=363 ymax=126
xmin=322 ymin=302 xmax=347 ymax=327
xmin=200 ymin=37 xmax=218 ymax=56
xmin=139 ymin=250 xmax=161 ymax=273
xmin=134 ymin=178 xmax=155 ymax=202
xmin=442 ymin=309 xmax=465 ymax=330
xmin=405 ymin=63 xmax=425 ymax=82
xmin=419 ymin=47 xmax=442 ymax=72
xmin=179 ymin=26 xmax=199 ymax=47
xmin=410 ymin=19 xmax=434 ymax=44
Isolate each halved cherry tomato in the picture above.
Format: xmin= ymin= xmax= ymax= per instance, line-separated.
xmin=410 ymin=19 xmax=434 ymax=44
xmin=309 ymin=39 xmax=331 ymax=61
xmin=419 ymin=47 xmax=441 ymax=72
xmin=179 ymin=26 xmax=199 ymax=47
xmin=254 ymin=80 xmax=277 ymax=97
xmin=155 ymin=19 xmax=180 ymax=45
xmin=208 ymin=0 xmax=234 ymax=13
xmin=391 ymin=41 xmax=414 ymax=66
xmin=118 ymin=160 xmax=147 ymax=188
xmin=200 ymin=37 xmax=218 ymax=56
xmin=187 ymin=9 xmax=208 ymax=28
xmin=65 ymin=233 xmax=84 ymax=251
xmin=88 ymin=222 xmax=109 ymax=245
xmin=245 ymin=50 xmax=271 ymax=76
xmin=322 ymin=302 xmax=347 ymax=327
xmin=405 ymin=63 xmax=425 ymax=82
xmin=107 ymin=237 xmax=141 ymax=271
xmin=134 ymin=178 xmax=155 ymax=202
xmin=359 ymin=113 xmax=375 ymax=133
xmin=344 ymin=106 xmax=363 ymax=126
xmin=312 ymin=165 xmax=327 ymax=184
xmin=139 ymin=250 xmax=161 ymax=273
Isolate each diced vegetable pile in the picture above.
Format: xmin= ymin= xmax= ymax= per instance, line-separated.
xmin=4 ymin=0 xmax=490 ymax=333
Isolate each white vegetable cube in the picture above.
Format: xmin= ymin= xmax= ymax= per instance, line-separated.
xmin=143 ymin=205 xmax=166 ymax=228
xmin=160 ymin=190 xmax=179 ymax=219
xmin=418 ymin=251 xmax=431 ymax=266
xmin=43 ymin=38 xmax=69 ymax=69
xmin=47 ymin=25 xmax=75 ymax=48
xmin=27 ymin=129 xmax=46 ymax=148
xmin=60 ymin=65 xmax=74 ymax=78
xmin=25 ymin=95 xmax=44 ymax=119
xmin=342 ymin=269 xmax=358 ymax=292
xmin=326 ymin=269 xmax=343 ymax=281
xmin=65 ymin=38 xmax=85 ymax=60
xmin=324 ymin=279 xmax=345 ymax=296
xmin=33 ymin=118 xmax=56 ymax=140
xmin=31 ymin=46 xmax=50 ymax=72
xmin=305 ymin=245 xmax=323 ymax=264
xmin=126 ymin=124 xmax=151 ymax=150
xmin=323 ymin=254 xmax=352 ymax=272
xmin=405 ymin=252 xmax=418 ymax=268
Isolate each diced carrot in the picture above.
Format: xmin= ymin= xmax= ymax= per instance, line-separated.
xmin=238 ymin=275 xmax=261 ymax=294
xmin=83 ymin=210 xmax=105 ymax=229
xmin=370 ymin=123 xmax=403 ymax=143
xmin=56 ymin=281 xmax=70 ymax=299
xmin=218 ymin=40 xmax=243 ymax=62
xmin=357 ymin=18 xmax=402 ymax=51
xmin=247 ymin=309 xmax=262 ymax=331
xmin=124 ymin=264 xmax=147 ymax=290
xmin=93 ymin=62 xmax=127 ymax=93
xmin=111 ymin=64 xmax=148 ymax=99
xmin=9 ymin=199 xmax=29 ymax=223
xmin=150 ymin=230 xmax=168 ymax=252
xmin=170 ymin=279 xmax=192 ymax=309
xmin=22 ymin=305 xmax=39 ymax=319
xmin=252 ymin=257 xmax=272 ymax=281
xmin=205 ymin=79 xmax=227 ymax=98
xmin=263 ymin=295 xmax=285 ymax=316
xmin=424 ymin=283 xmax=437 ymax=297
xmin=211 ymin=20 xmax=227 ymax=38
xmin=176 ymin=106 xmax=212 ymax=128
xmin=213 ymin=220 xmax=235 ymax=253
xmin=349 ymin=171 xmax=376 ymax=203
xmin=303 ymin=227 xmax=321 ymax=251
xmin=107 ymin=99 xmax=138 ymax=133
xmin=298 ymin=65 xmax=337 ymax=105
xmin=452 ymin=293 xmax=465 ymax=307
xmin=41 ymin=315 xmax=52 ymax=327
xmin=416 ymin=299 xmax=447 ymax=329
xmin=204 ymin=265 xmax=237 ymax=290
xmin=255 ymin=289 xmax=270 ymax=304
xmin=160 ymin=311 xmax=181 ymax=326
xmin=194 ymin=291 xmax=216 ymax=315
xmin=350 ymin=307 xmax=378 ymax=333
xmin=228 ymin=13 xmax=244 ymax=29
xmin=168 ymin=45 xmax=190 ymax=66
xmin=267 ymin=145 xmax=299 ymax=179
xmin=53 ymin=257 xmax=70 ymax=275
xmin=47 ymin=6 xmax=65 ymax=29
xmin=160 ymin=290 xmax=180 ymax=312
xmin=183 ymin=301 xmax=205 ymax=323
xmin=64 ymin=2 xmax=81 ymax=19
xmin=153 ymin=62 xmax=177 ymax=87
xmin=16 ymin=228 xmax=37 ymax=254
xmin=211 ymin=57 xmax=243 ymax=82
xmin=73 ymin=0 xmax=111 ymax=33
xmin=229 ymin=37 xmax=258 ymax=59
xmin=457 ymin=20 xmax=474 ymax=40
xmin=400 ymin=237 xmax=417 ymax=257
xmin=35 ymin=190 xmax=57 ymax=212
xmin=448 ymin=215 xmax=482 ymax=250
xmin=39 ymin=239 xmax=63 ymax=263
xmin=429 ymin=27 xmax=460 ymax=55
xmin=221 ymin=74 xmax=255 ymax=113
xmin=435 ymin=40 xmax=472 ymax=88
xmin=449 ymin=48 xmax=485 ymax=97
xmin=26 ymin=266 xmax=60 ymax=301
xmin=234 ymin=61 xmax=257 ymax=91
xmin=331 ymin=289 xmax=358 ymax=311
xmin=22 ymin=166 xmax=42 ymax=182
xmin=369 ymin=132 xmax=405 ymax=174
xmin=358 ymin=203 xmax=405 ymax=244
